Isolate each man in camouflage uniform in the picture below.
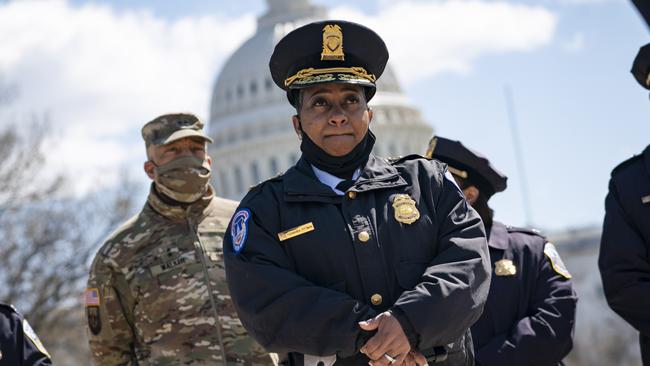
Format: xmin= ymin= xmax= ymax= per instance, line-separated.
xmin=85 ymin=113 xmax=272 ymax=365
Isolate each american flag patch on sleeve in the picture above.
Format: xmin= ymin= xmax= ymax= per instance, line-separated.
xmin=85 ymin=288 xmax=100 ymax=307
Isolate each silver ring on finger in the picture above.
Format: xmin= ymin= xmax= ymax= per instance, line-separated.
xmin=383 ymin=353 xmax=397 ymax=364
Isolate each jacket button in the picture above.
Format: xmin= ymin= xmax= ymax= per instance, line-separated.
xmin=358 ymin=231 xmax=370 ymax=242
xmin=370 ymin=293 xmax=383 ymax=306
xmin=347 ymin=191 xmax=357 ymax=199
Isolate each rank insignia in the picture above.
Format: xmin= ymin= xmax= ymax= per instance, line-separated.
xmin=392 ymin=194 xmax=420 ymax=224
xmin=642 ymin=195 xmax=650 ymax=204
xmin=495 ymin=259 xmax=517 ymax=276
xmin=544 ymin=242 xmax=572 ymax=279
xmin=321 ymin=24 xmax=344 ymax=61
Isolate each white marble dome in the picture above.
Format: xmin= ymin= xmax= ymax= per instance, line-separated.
xmin=208 ymin=0 xmax=433 ymax=199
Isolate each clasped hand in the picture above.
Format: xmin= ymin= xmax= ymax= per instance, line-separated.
xmin=358 ymin=311 xmax=428 ymax=366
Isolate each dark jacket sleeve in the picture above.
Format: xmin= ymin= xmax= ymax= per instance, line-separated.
xmin=475 ymin=246 xmax=577 ymax=365
xmin=223 ymin=191 xmax=376 ymax=357
xmin=391 ymin=168 xmax=491 ymax=349
xmin=0 ymin=307 xmax=52 ymax=366
xmin=599 ymin=177 xmax=650 ymax=335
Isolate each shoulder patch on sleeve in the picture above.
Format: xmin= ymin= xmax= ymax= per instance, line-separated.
xmin=85 ymin=288 xmax=101 ymax=307
xmin=544 ymin=242 xmax=572 ymax=279
xmin=23 ymin=319 xmax=51 ymax=359
xmin=231 ymin=208 xmax=251 ymax=253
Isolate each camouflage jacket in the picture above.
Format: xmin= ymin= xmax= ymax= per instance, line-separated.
xmin=86 ymin=185 xmax=272 ymax=365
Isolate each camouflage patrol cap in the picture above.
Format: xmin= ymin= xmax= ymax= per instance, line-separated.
xmin=141 ymin=113 xmax=213 ymax=147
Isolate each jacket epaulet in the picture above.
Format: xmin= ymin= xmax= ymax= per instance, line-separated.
xmin=248 ymin=171 xmax=285 ymax=192
xmin=387 ymin=154 xmax=427 ymax=165
xmin=0 ymin=303 xmax=17 ymax=313
xmin=506 ymin=225 xmax=546 ymax=239
xmin=611 ymin=154 xmax=643 ymax=177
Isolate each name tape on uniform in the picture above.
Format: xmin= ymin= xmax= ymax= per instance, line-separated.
xmin=278 ymin=222 xmax=315 ymax=241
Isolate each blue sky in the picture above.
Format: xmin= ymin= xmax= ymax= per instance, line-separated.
xmin=1 ymin=0 xmax=647 ymax=231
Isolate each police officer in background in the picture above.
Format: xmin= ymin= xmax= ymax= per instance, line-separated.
xmin=599 ymin=2 xmax=650 ymax=364
xmin=426 ymin=136 xmax=577 ymax=366
xmin=86 ymin=113 xmax=272 ymax=365
xmin=0 ymin=302 xmax=52 ymax=365
xmin=224 ymin=20 xmax=491 ymax=366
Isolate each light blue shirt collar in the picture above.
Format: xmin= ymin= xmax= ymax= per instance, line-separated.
xmin=310 ymin=165 xmax=361 ymax=196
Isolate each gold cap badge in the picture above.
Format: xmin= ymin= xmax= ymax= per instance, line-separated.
xmin=321 ymin=24 xmax=344 ymax=61
xmin=392 ymin=194 xmax=420 ymax=224
xmin=495 ymin=259 xmax=517 ymax=276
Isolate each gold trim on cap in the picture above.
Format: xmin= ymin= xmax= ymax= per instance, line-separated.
xmin=284 ymin=67 xmax=376 ymax=87
xmin=646 ymin=73 xmax=650 ymax=87
xmin=448 ymin=166 xmax=468 ymax=179
xmin=425 ymin=137 xmax=438 ymax=158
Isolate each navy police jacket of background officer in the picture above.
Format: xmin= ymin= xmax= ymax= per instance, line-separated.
xmin=599 ymin=144 xmax=650 ymax=365
xmin=224 ymin=154 xmax=491 ymax=365
xmin=471 ymin=222 xmax=576 ymax=366
xmin=0 ymin=303 xmax=52 ymax=366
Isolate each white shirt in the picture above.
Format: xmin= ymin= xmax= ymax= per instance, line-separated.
xmin=310 ymin=165 xmax=361 ymax=196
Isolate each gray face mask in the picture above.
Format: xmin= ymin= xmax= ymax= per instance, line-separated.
xmin=153 ymin=156 xmax=211 ymax=203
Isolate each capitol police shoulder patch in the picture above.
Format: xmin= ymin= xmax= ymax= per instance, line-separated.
xmin=231 ymin=208 xmax=251 ymax=253
xmin=544 ymin=242 xmax=572 ymax=279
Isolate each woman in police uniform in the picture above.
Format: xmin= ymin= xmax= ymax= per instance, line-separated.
xmin=224 ymin=20 xmax=491 ymax=366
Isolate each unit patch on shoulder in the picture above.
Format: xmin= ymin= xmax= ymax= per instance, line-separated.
xmin=87 ymin=306 xmax=102 ymax=335
xmin=23 ymin=319 xmax=51 ymax=358
xmin=544 ymin=242 xmax=572 ymax=279
xmin=231 ymin=208 xmax=251 ymax=253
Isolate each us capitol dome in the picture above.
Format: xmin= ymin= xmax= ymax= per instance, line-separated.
xmin=208 ymin=0 xmax=433 ymax=199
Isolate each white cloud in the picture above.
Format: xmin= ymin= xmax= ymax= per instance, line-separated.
xmin=0 ymin=0 xmax=557 ymax=194
xmin=0 ymin=0 xmax=255 ymax=192
xmin=331 ymin=0 xmax=557 ymax=82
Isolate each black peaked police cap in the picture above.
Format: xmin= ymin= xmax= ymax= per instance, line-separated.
xmin=632 ymin=0 xmax=650 ymax=28
xmin=426 ymin=136 xmax=508 ymax=200
xmin=269 ymin=20 xmax=389 ymax=106
xmin=632 ymin=44 xmax=650 ymax=90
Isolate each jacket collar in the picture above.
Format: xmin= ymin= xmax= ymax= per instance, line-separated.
xmin=488 ymin=221 xmax=509 ymax=250
xmin=147 ymin=183 xmax=216 ymax=223
xmin=283 ymin=154 xmax=408 ymax=202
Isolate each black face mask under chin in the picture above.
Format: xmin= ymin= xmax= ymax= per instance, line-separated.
xmin=299 ymin=126 xmax=376 ymax=179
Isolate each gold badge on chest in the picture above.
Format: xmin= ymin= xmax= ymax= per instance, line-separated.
xmin=495 ymin=259 xmax=517 ymax=276
xmin=392 ymin=194 xmax=420 ymax=224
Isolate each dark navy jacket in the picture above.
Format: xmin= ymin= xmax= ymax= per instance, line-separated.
xmin=471 ymin=222 xmax=577 ymax=366
xmin=0 ymin=303 xmax=52 ymax=366
xmin=224 ymin=154 xmax=491 ymax=365
xmin=599 ymin=145 xmax=650 ymax=365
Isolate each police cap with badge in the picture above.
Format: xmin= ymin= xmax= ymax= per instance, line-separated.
xmin=631 ymin=0 xmax=650 ymax=90
xmin=425 ymin=136 xmax=507 ymax=199
xmin=269 ymin=20 xmax=389 ymax=106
